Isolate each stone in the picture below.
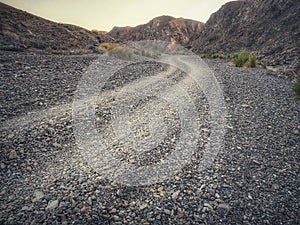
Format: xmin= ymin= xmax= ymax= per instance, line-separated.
xmin=112 ymin=215 xmax=120 ymax=221
xmin=164 ymin=209 xmax=171 ymax=215
xmin=139 ymin=203 xmax=148 ymax=210
xmin=9 ymin=150 xmax=17 ymax=159
xmin=177 ymin=207 xmax=184 ymax=219
xmin=46 ymin=200 xmax=59 ymax=210
xmin=203 ymin=203 xmax=213 ymax=210
xmin=172 ymin=191 xmax=180 ymax=201
xmin=32 ymin=190 xmax=44 ymax=202
xmin=218 ymin=203 xmax=231 ymax=211
xmin=0 ymin=163 xmax=5 ymax=169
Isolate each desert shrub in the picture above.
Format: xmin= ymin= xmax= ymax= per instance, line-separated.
xmin=91 ymin=29 xmax=99 ymax=35
xmin=262 ymin=61 xmax=267 ymax=69
xmin=245 ymin=54 xmax=257 ymax=68
xmin=99 ymin=43 xmax=120 ymax=51
xmin=108 ymin=47 xmax=133 ymax=60
xmin=44 ymin=47 xmax=65 ymax=55
xmin=292 ymin=78 xmax=300 ymax=96
xmin=233 ymin=50 xmax=249 ymax=67
xmin=233 ymin=50 xmax=257 ymax=68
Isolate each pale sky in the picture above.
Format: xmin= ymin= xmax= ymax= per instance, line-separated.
xmin=2 ymin=0 xmax=232 ymax=31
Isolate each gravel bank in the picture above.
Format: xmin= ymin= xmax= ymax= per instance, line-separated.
xmin=0 ymin=52 xmax=299 ymax=224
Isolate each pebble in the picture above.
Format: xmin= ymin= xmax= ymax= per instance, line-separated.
xmin=218 ymin=203 xmax=231 ymax=211
xmin=46 ymin=200 xmax=59 ymax=210
xmin=203 ymin=203 xmax=213 ymax=210
xmin=9 ymin=150 xmax=17 ymax=159
xmin=172 ymin=191 xmax=180 ymax=201
xmin=32 ymin=190 xmax=44 ymax=202
xmin=139 ymin=203 xmax=148 ymax=210
xmin=113 ymin=215 xmax=120 ymax=221
xmin=26 ymin=166 xmax=33 ymax=172
xmin=177 ymin=207 xmax=184 ymax=219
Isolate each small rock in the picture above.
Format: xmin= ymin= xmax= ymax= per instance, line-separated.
xmin=112 ymin=215 xmax=120 ymax=221
xmin=248 ymin=194 xmax=253 ymax=200
xmin=26 ymin=166 xmax=33 ymax=172
xmin=0 ymin=163 xmax=5 ymax=169
xmin=110 ymin=208 xmax=117 ymax=213
xmin=46 ymin=200 xmax=59 ymax=210
xmin=272 ymin=184 xmax=279 ymax=190
xmin=32 ymin=190 xmax=44 ymax=202
xmin=53 ymin=142 xmax=62 ymax=148
xmin=218 ymin=203 xmax=231 ymax=211
xmin=164 ymin=209 xmax=171 ymax=215
xmin=252 ymin=160 xmax=261 ymax=165
xmin=203 ymin=203 xmax=213 ymax=210
xmin=172 ymin=191 xmax=180 ymax=201
xmin=241 ymin=104 xmax=251 ymax=108
xmin=177 ymin=207 xmax=184 ymax=219
xmin=139 ymin=203 xmax=148 ymax=210
xmin=9 ymin=150 xmax=17 ymax=159
xmin=21 ymin=205 xmax=32 ymax=211
xmin=81 ymin=206 xmax=89 ymax=213
xmin=48 ymin=119 xmax=55 ymax=125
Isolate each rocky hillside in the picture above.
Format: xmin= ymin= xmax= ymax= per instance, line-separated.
xmin=0 ymin=2 xmax=102 ymax=51
xmin=108 ymin=16 xmax=204 ymax=46
xmin=192 ymin=0 xmax=300 ymax=72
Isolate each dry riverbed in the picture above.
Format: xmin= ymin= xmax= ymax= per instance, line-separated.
xmin=0 ymin=52 xmax=299 ymax=224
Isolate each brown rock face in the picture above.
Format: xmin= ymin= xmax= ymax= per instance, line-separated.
xmin=0 ymin=2 xmax=102 ymax=51
xmin=192 ymin=0 xmax=300 ymax=71
xmin=108 ymin=15 xmax=204 ymax=46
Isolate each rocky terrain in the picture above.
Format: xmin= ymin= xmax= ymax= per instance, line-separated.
xmin=0 ymin=1 xmax=299 ymax=225
xmin=108 ymin=16 xmax=204 ymax=46
xmin=192 ymin=0 xmax=300 ymax=73
xmin=0 ymin=2 xmax=102 ymax=52
xmin=0 ymin=52 xmax=299 ymax=224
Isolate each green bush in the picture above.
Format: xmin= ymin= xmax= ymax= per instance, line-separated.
xmin=233 ymin=50 xmax=256 ymax=68
xmin=292 ymin=78 xmax=300 ymax=96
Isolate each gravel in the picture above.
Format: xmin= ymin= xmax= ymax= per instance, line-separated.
xmin=0 ymin=52 xmax=299 ymax=224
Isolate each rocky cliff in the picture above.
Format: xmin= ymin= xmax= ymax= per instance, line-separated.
xmin=192 ymin=0 xmax=300 ymax=72
xmin=108 ymin=16 xmax=204 ymax=46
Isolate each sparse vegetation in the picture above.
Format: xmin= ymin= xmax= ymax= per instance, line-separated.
xmin=44 ymin=47 xmax=65 ymax=55
xmin=91 ymin=29 xmax=99 ymax=35
xmin=99 ymin=43 xmax=120 ymax=51
xmin=262 ymin=61 xmax=267 ymax=69
xmin=201 ymin=53 xmax=230 ymax=59
xmin=233 ymin=50 xmax=257 ymax=68
xmin=291 ymin=78 xmax=300 ymax=97
xmin=107 ymin=46 xmax=133 ymax=60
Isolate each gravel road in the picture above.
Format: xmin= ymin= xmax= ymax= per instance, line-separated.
xmin=0 ymin=52 xmax=299 ymax=224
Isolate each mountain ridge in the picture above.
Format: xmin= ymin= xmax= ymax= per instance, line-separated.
xmin=107 ymin=15 xmax=204 ymax=46
xmin=0 ymin=2 xmax=101 ymax=52
xmin=192 ymin=0 xmax=300 ymax=72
